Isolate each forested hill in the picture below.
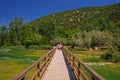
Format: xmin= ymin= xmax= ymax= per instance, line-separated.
xmin=29 ymin=3 xmax=120 ymax=31
xmin=25 ymin=3 xmax=120 ymax=46
xmin=0 ymin=3 xmax=120 ymax=50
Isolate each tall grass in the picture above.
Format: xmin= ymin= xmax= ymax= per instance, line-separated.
xmin=0 ymin=46 xmax=49 ymax=80
xmin=71 ymin=50 xmax=120 ymax=80
xmin=91 ymin=64 xmax=120 ymax=80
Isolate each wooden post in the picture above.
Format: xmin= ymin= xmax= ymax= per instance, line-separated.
xmin=37 ymin=63 xmax=40 ymax=77
xmin=69 ymin=53 xmax=71 ymax=64
xmin=21 ymin=76 xmax=25 ymax=80
xmin=44 ymin=57 xmax=46 ymax=67
xmin=92 ymin=76 xmax=95 ymax=80
xmin=68 ymin=53 xmax=70 ymax=67
xmin=78 ymin=62 xmax=80 ymax=80
xmin=73 ymin=56 xmax=75 ymax=71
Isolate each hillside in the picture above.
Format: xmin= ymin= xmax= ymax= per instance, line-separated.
xmin=24 ymin=3 xmax=120 ymax=47
xmin=29 ymin=3 xmax=120 ymax=31
xmin=0 ymin=3 xmax=120 ymax=50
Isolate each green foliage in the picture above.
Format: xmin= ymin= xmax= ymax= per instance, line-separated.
xmin=101 ymin=53 xmax=113 ymax=60
xmin=101 ymin=46 xmax=115 ymax=60
xmin=27 ymin=3 xmax=119 ymax=49
xmin=38 ymin=21 xmax=55 ymax=40
xmin=9 ymin=17 xmax=23 ymax=45
xmin=70 ymin=31 xmax=114 ymax=49
xmin=0 ymin=4 xmax=120 ymax=50
xmin=28 ymin=45 xmax=40 ymax=49
xmin=29 ymin=45 xmax=52 ymax=50
xmin=91 ymin=31 xmax=114 ymax=46
xmin=0 ymin=25 xmax=8 ymax=47
xmin=23 ymin=33 xmax=42 ymax=48
xmin=38 ymin=45 xmax=52 ymax=50
xmin=113 ymin=54 xmax=120 ymax=62
xmin=50 ymin=37 xmax=68 ymax=45
xmin=100 ymin=45 xmax=120 ymax=62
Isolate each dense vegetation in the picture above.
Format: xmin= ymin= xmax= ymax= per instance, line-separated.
xmin=0 ymin=3 xmax=120 ymax=51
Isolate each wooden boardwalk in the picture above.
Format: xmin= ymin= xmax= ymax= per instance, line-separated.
xmin=14 ymin=47 xmax=104 ymax=80
xmin=41 ymin=49 xmax=75 ymax=80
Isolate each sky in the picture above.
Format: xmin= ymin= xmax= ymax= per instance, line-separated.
xmin=0 ymin=0 xmax=120 ymax=26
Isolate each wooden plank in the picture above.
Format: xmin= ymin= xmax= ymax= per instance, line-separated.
xmin=13 ymin=48 xmax=56 ymax=80
xmin=41 ymin=49 xmax=72 ymax=80
xmin=63 ymin=47 xmax=105 ymax=80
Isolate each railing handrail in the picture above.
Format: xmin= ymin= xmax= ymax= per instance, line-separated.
xmin=63 ymin=46 xmax=105 ymax=80
xmin=13 ymin=47 xmax=56 ymax=80
xmin=13 ymin=46 xmax=105 ymax=80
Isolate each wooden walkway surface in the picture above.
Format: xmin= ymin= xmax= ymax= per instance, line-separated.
xmin=41 ymin=49 xmax=75 ymax=80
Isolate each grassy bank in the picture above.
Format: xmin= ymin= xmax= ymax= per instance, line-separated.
xmin=0 ymin=46 xmax=49 ymax=80
xmin=71 ymin=50 xmax=120 ymax=80
xmin=91 ymin=64 xmax=120 ymax=80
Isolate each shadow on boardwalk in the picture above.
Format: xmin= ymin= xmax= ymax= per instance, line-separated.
xmin=41 ymin=49 xmax=76 ymax=80
xmin=63 ymin=50 xmax=76 ymax=80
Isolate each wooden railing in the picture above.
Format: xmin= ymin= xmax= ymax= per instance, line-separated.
xmin=13 ymin=48 xmax=56 ymax=80
xmin=63 ymin=47 xmax=105 ymax=80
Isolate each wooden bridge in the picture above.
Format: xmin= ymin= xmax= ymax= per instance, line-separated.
xmin=13 ymin=46 xmax=105 ymax=80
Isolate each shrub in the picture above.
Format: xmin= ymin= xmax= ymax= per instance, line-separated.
xmin=113 ymin=54 xmax=120 ymax=62
xmin=101 ymin=45 xmax=120 ymax=63
xmin=101 ymin=53 xmax=113 ymax=59
xmin=101 ymin=45 xmax=115 ymax=60
xmin=39 ymin=45 xmax=52 ymax=50
xmin=29 ymin=45 xmax=52 ymax=50
xmin=29 ymin=45 xmax=39 ymax=49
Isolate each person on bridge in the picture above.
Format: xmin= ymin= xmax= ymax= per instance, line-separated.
xmin=57 ymin=43 xmax=62 ymax=50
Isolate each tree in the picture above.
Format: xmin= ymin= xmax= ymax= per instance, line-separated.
xmin=81 ymin=23 xmax=95 ymax=32
xmin=83 ymin=31 xmax=92 ymax=48
xmin=71 ymin=32 xmax=84 ymax=48
xmin=111 ymin=21 xmax=120 ymax=51
xmin=9 ymin=17 xmax=23 ymax=45
xmin=50 ymin=37 xmax=67 ymax=45
xmin=101 ymin=45 xmax=117 ymax=62
xmin=91 ymin=31 xmax=114 ymax=47
xmin=19 ymin=24 xmax=42 ymax=48
xmin=39 ymin=21 xmax=55 ymax=41
xmin=0 ymin=25 xmax=8 ymax=47
xmin=23 ymin=33 xmax=42 ymax=48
